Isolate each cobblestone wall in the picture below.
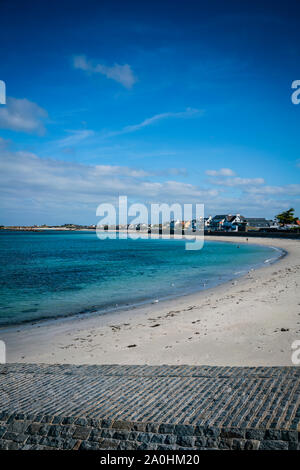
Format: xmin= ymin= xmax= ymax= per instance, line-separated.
xmin=0 ymin=412 xmax=299 ymax=450
xmin=0 ymin=364 xmax=299 ymax=450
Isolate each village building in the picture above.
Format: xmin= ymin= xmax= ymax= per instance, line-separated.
xmin=245 ymin=218 xmax=272 ymax=231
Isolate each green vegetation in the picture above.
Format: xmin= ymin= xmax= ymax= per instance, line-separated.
xmin=275 ymin=208 xmax=298 ymax=226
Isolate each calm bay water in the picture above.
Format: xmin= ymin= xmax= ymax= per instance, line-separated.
xmin=0 ymin=231 xmax=280 ymax=326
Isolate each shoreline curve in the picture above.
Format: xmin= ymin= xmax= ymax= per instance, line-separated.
xmin=1 ymin=235 xmax=299 ymax=367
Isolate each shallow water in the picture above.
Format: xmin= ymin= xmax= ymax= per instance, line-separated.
xmin=0 ymin=231 xmax=280 ymax=326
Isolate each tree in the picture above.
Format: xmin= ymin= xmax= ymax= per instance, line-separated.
xmin=275 ymin=208 xmax=298 ymax=226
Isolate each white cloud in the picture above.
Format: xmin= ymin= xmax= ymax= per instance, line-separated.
xmin=205 ymin=194 xmax=296 ymax=216
xmin=0 ymin=142 xmax=298 ymax=223
xmin=73 ymin=55 xmax=137 ymax=89
xmin=0 ymin=142 xmax=217 ymax=221
xmin=213 ymin=176 xmax=265 ymax=186
xmin=206 ymin=168 xmax=235 ymax=177
xmin=245 ymin=184 xmax=300 ymax=196
xmin=206 ymin=168 xmax=264 ymax=186
xmin=93 ymin=165 xmax=149 ymax=178
xmin=0 ymin=97 xmax=47 ymax=134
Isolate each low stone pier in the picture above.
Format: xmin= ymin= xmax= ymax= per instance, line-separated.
xmin=0 ymin=364 xmax=299 ymax=450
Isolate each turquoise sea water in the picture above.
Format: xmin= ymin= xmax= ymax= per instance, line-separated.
xmin=0 ymin=231 xmax=281 ymax=326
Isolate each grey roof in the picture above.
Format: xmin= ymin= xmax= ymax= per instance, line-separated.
xmin=212 ymin=214 xmax=227 ymax=220
xmin=246 ymin=218 xmax=270 ymax=227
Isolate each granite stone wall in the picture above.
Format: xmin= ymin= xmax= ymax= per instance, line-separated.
xmin=0 ymin=364 xmax=299 ymax=451
xmin=0 ymin=412 xmax=298 ymax=450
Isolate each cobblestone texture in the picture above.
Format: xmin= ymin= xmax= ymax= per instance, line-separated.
xmin=0 ymin=364 xmax=299 ymax=450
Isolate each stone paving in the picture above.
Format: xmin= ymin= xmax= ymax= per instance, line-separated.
xmin=0 ymin=364 xmax=299 ymax=450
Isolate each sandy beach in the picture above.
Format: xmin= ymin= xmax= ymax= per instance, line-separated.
xmin=1 ymin=235 xmax=299 ymax=366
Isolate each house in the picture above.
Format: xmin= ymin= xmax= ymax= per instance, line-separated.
xmin=268 ymin=220 xmax=279 ymax=230
xmin=222 ymin=214 xmax=247 ymax=231
xmin=169 ymin=219 xmax=183 ymax=230
xmin=245 ymin=218 xmax=271 ymax=231
xmin=209 ymin=214 xmax=228 ymax=231
xmin=204 ymin=216 xmax=212 ymax=228
xmin=191 ymin=218 xmax=198 ymax=232
xmin=209 ymin=214 xmax=246 ymax=231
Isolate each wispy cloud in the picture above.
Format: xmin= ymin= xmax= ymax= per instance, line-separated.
xmin=206 ymin=168 xmax=265 ymax=186
xmin=245 ymin=184 xmax=300 ymax=196
xmin=53 ymin=108 xmax=202 ymax=148
xmin=56 ymin=129 xmax=95 ymax=148
xmin=214 ymin=176 xmax=265 ymax=187
xmin=204 ymin=167 xmax=299 ymax=213
xmin=104 ymin=108 xmax=202 ymax=138
xmin=73 ymin=55 xmax=137 ymax=89
xmin=0 ymin=97 xmax=47 ymax=134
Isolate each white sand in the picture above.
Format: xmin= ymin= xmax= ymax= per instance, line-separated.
xmin=1 ymin=236 xmax=299 ymax=366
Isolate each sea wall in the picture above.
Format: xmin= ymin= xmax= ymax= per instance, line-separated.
xmin=0 ymin=412 xmax=299 ymax=450
xmin=0 ymin=364 xmax=299 ymax=450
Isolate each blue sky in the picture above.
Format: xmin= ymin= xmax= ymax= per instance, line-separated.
xmin=0 ymin=0 xmax=300 ymax=225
